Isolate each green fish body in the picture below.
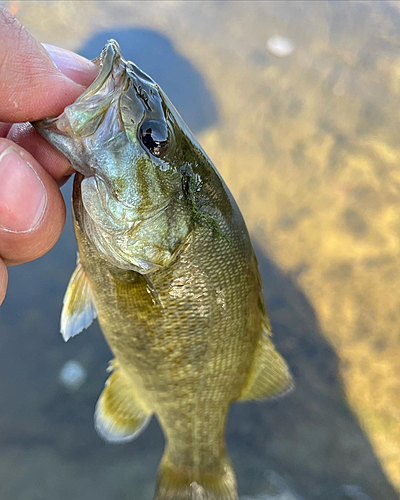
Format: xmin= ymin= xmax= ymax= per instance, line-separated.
xmin=35 ymin=40 xmax=293 ymax=500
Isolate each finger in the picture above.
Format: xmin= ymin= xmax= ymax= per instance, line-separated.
xmin=0 ymin=138 xmax=66 ymax=265
xmin=0 ymin=123 xmax=12 ymax=137
xmin=43 ymin=44 xmax=97 ymax=88
xmin=0 ymin=8 xmax=98 ymax=122
xmin=7 ymin=122 xmax=74 ymax=182
xmin=0 ymin=258 xmax=7 ymax=306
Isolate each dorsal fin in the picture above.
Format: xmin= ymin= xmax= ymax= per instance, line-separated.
xmin=60 ymin=255 xmax=97 ymax=342
xmin=95 ymin=364 xmax=152 ymax=443
xmin=237 ymin=324 xmax=294 ymax=402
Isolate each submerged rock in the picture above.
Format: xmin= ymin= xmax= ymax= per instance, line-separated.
xmin=58 ymin=360 xmax=87 ymax=391
xmin=242 ymin=470 xmax=304 ymax=500
xmin=266 ymin=36 xmax=294 ymax=57
xmin=329 ymin=485 xmax=373 ymax=500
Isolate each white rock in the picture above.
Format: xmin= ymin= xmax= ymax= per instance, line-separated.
xmin=58 ymin=360 xmax=87 ymax=391
xmin=241 ymin=470 xmax=304 ymax=500
xmin=266 ymin=36 xmax=294 ymax=58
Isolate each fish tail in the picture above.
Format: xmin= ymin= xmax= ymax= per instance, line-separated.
xmin=154 ymin=454 xmax=238 ymax=500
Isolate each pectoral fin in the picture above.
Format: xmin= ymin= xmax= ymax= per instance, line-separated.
xmin=237 ymin=326 xmax=294 ymax=402
xmin=60 ymin=257 xmax=97 ymax=341
xmin=95 ymin=366 xmax=152 ymax=443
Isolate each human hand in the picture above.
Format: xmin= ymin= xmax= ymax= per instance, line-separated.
xmin=0 ymin=8 xmax=98 ymax=306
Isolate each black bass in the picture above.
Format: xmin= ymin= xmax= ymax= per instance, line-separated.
xmin=34 ymin=40 xmax=293 ymax=500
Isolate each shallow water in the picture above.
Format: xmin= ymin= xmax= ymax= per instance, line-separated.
xmin=0 ymin=2 xmax=399 ymax=499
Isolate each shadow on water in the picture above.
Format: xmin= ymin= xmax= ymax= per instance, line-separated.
xmin=228 ymin=243 xmax=398 ymax=500
xmin=78 ymin=28 xmax=218 ymax=135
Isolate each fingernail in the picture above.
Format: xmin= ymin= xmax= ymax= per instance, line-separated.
xmin=43 ymin=43 xmax=99 ymax=87
xmin=0 ymin=147 xmax=47 ymax=233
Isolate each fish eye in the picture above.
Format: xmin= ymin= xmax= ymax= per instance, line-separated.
xmin=139 ymin=120 xmax=169 ymax=158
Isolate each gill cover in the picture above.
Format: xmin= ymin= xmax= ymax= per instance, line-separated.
xmin=34 ymin=40 xmax=191 ymax=273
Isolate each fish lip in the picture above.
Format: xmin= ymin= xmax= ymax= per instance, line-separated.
xmin=88 ymin=39 xmax=156 ymax=108
xmin=81 ymin=39 xmax=121 ymax=100
xmin=35 ymin=40 xmax=131 ymax=142
xmin=34 ymin=41 xmax=121 ymax=132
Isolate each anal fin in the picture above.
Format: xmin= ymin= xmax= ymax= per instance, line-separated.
xmin=95 ymin=364 xmax=152 ymax=443
xmin=60 ymin=256 xmax=97 ymax=341
xmin=237 ymin=325 xmax=294 ymax=402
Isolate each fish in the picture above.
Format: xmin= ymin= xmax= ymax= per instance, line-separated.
xmin=34 ymin=40 xmax=293 ymax=500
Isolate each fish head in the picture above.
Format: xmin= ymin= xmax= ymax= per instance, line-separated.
xmin=34 ymin=40 xmax=195 ymax=273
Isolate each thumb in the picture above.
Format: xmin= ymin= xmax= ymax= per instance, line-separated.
xmin=0 ymin=8 xmax=97 ymax=122
xmin=42 ymin=43 xmax=98 ymax=89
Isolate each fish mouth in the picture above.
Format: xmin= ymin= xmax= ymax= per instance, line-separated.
xmin=33 ymin=39 xmax=159 ymax=177
xmin=60 ymin=39 xmax=157 ymax=142
xmin=88 ymin=39 xmax=155 ymax=102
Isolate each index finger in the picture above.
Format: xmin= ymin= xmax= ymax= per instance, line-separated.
xmin=0 ymin=8 xmax=91 ymax=122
